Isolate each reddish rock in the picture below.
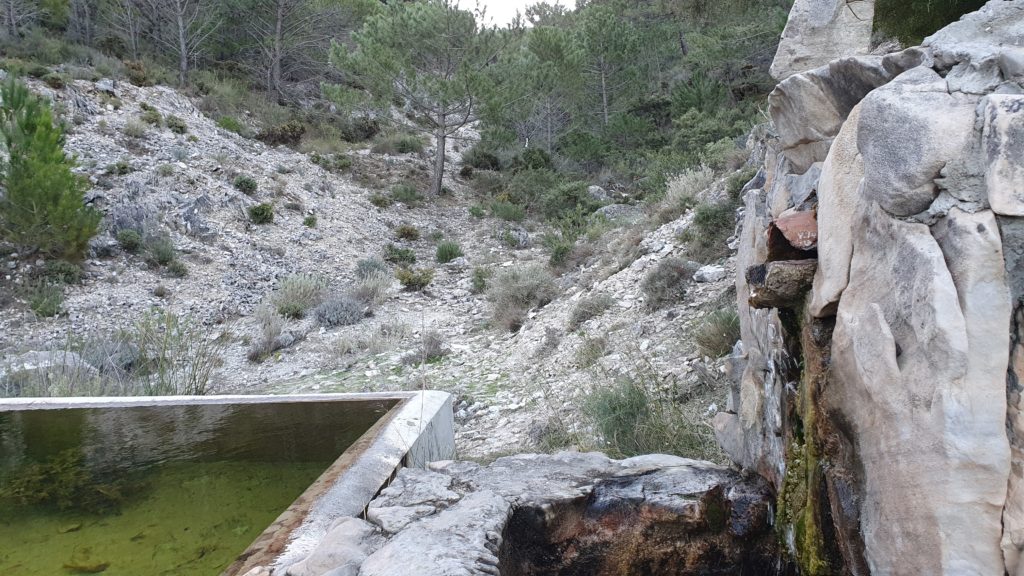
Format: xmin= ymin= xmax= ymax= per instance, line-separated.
xmin=775 ymin=208 xmax=818 ymax=250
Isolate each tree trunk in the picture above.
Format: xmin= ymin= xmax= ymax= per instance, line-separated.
xmin=6 ymin=2 xmax=16 ymax=37
xmin=431 ymin=126 xmax=446 ymax=196
xmin=599 ymin=57 xmax=609 ymax=126
xmin=176 ymin=2 xmax=188 ymax=87
xmin=271 ymin=0 xmax=283 ymax=99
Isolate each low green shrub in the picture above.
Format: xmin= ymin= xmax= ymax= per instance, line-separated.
xmin=123 ymin=119 xmax=146 ymax=138
xmin=272 ymin=273 xmax=327 ymax=319
xmin=384 ymin=244 xmax=416 ymax=265
xmin=303 ymin=215 xmax=317 ymax=228
xmin=249 ymin=203 xmax=274 ymax=224
xmin=145 ymin=237 xmax=177 ymax=267
xmin=116 ymin=229 xmax=142 ymax=253
xmin=140 ymin=107 xmax=162 ymax=126
xmin=340 ymin=116 xmax=380 ymax=142
xmin=43 ymin=260 xmax=82 ymax=285
xmin=726 ymin=167 xmax=758 ymax=201
xmin=217 ymin=115 xmax=245 ymax=134
xmin=435 ymin=241 xmax=463 ymax=263
xmin=372 ymin=133 xmax=424 ymax=155
xmin=642 ymin=257 xmax=698 ymax=309
xmin=567 ymin=292 xmax=614 ymax=332
xmin=166 ymin=259 xmax=188 ymax=278
xmin=369 ymin=192 xmax=392 ymax=208
xmin=395 ymin=267 xmax=434 ymax=291
xmin=105 ymin=160 xmax=133 ymax=176
xmin=390 ymin=182 xmax=424 ymax=206
xmin=462 ymin=146 xmax=501 ymax=171
xmin=356 ymin=257 xmax=389 ymax=279
xmin=695 ymin=309 xmax=741 ymax=358
xmin=314 ymin=295 xmax=366 ymax=327
xmin=487 ymin=264 xmax=557 ymax=332
xmin=310 ymin=152 xmax=352 ymax=172
xmin=490 ymin=201 xmax=525 ymax=222
xmin=42 ymin=72 xmax=67 ymax=89
xmin=165 ymin=115 xmax=188 ymax=134
xmin=257 ymin=120 xmax=305 ymax=146
xmin=234 ymin=175 xmax=258 ymax=194
xmin=471 ymin=266 xmax=492 ymax=294
xmin=25 ymin=281 xmax=63 ymax=317
xmin=395 ymin=224 xmax=420 ymax=241
xmin=682 ymin=201 xmax=736 ymax=263
xmin=469 ymin=205 xmax=486 ymax=218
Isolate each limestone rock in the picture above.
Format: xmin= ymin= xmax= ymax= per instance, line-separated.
xmin=983 ymin=94 xmax=1024 ymax=216
xmin=858 ymin=67 xmax=979 ymax=217
xmin=285 ymin=517 xmax=381 ymax=576
xmin=746 ymin=260 xmax=817 ymax=310
xmin=774 ymin=208 xmax=818 ymax=250
xmin=693 ymin=265 xmax=726 ymax=283
xmin=769 ymin=0 xmax=875 ymax=81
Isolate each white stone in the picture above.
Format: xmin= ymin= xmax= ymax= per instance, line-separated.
xmin=770 ymin=0 xmax=875 ymax=81
xmin=982 ymin=94 xmax=1024 ymax=216
xmin=693 ymin=265 xmax=726 ymax=283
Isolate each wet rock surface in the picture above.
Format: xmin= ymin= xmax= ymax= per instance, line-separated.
xmin=275 ymin=453 xmax=784 ymax=576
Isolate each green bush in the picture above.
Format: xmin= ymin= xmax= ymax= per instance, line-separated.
xmin=123 ymin=119 xmax=146 ymax=138
xmin=371 ymin=133 xmax=424 ymax=155
xmin=489 ymin=201 xmax=525 ymax=222
xmin=140 ymin=107 xmax=163 ymax=126
xmin=875 ymin=0 xmax=986 ymax=45
xmin=42 ymin=72 xmax=67 ymax=90
xmin=515 ymin=147 xmax=553 ymax=170
xmin=234 ymin=175 xmax=258 ymax=194
xmin=217 ymin=116 xmax=245 ymax=134
xmin=0 ymin=78 xmax=100 ymax=261
xmin=726 ymin=167 xmax=758 ymax=200
xmin=125 ymin=60 xmax=152 ymax=86
xmin=356 ymin=257 xmax=389 ymax=279
xmin=469 ymin=205 xmax=486 ymax=218
xmin=166 ymin=259 xmax=188 ymax=278
xmin=395 ymin=267 xmax=434 ymax=291
xmin=249 ymin=203 xmax=274 ymax=224
xmin=695 ymin=309 xmax=740 ymax=358
xmin=682 ymin=201 xmax=736 ymax=263
xmin=390 ymin=182 xmax=424 ymax=206
xmin=25 ymin=281 xmax=63 ymax=317
xmin=165 ymin=115 xmax=188 ymax=134
xmin=470 ymin=170 xmax=504 ymax=196
xmin=471 ymin=266 xmax=492 ymax=294
xmin=435 ymin=241 xmax=463 ymax=263
xmin=145 ymin=237 xmax=177 ymax=267
xmin=585 ymin=378 xmax=718 ymax=459
xmin=462 ymin=146 xmax=502 ymax=171
xmin=116 ymin=229 xmax=142 ymax=253
xmin=272 ymin=273 xmax=327 ymax=319
xmin=105 ymin=160 xmax=133 ymax=176
xmin=340 ymin=116 xmax=380 ymax=142
xmin=487 ymin=264 xmax=557 ymax=332
xmin=384 ymin=243 xmax=416 ymax=265
xmin=257 ymin=120 xmax=305 ymax=146
xmin=369 ymin=192 xmax=393 ymax=208
xmin=642 ymin=257 xmax=698 ymax=309
xmin=314 ymin=295 xmax=366 ymax=327
xmin=311 ymin=152 xmax=352 ymax=172
xmin=395 ymin=224 xmax=420 ymax=241
xmin=304 ymin=215 xmax=317 ymax=228
xmin=43 ymin=260 xmax=82 ymax=285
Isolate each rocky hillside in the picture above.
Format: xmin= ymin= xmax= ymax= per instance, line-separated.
xmin=0 ymin=72 xmax=743 ymax=459
xmin=717 ymin=0 xmax=1024 ymax=574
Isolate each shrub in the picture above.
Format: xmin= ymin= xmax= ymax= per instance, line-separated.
xmin=403 ymin=330 xmax=447 ymax=365
xmin=726 ymin=167 xmax=758 ymax=201
xmin=642 ymin=257 xmax=698 ymax=309
xmin=25 ymin=281 xmax=63 ymax=317
xmin=0 ymin=78 xmax=100 ymax=261
xmin=340 ymin=116 xmax=380 ymax=142
xmin=490 ymin=201 xmax=525 ymax=222
xmin=257 ymin=120 xmax=305 ymax=146
xmin=105 ymin=160 xmax=133 ymax=176
xmin=26 ymin=63 xmax=50 ymax=78
xmin=165 ymin=115 xmax=188 ymax=134
xmin=695 ymin=309 xmax=741 ymax=358
xmin=471 ymin=266 xmax=492 ymax=294
xmin=311 ymin=152 xmax=352 ymax=172
xmin=544 ymin=234 xmax=574 ymax=268
xmin=166 ymin=259 xmax=188 ymax=278
xmin=462 ymin=147 xmax=501 ymax=171
xmin=584 ymin=378 xmax=718 ymax=459
xmin=395 ymin=224 xmax=421 ymax=241
xmin=516 ymin=147 xmax=553 ymax=170
xmin=435 ymin=241 xmax=463 ymax=263
xmin=123 ymin=119 xmax=146 ymax=138
xmin=576 ymin=335 xmax=609 ymax=368
xmin=396 ymin=267 xmax=434 ymax=291
xmin=116 ymin=229 xmax=142 ymax=253
xmin=43 ymin=260 xmax=82 ymax=285
xmin=469 ymin=205 xmax=485 ymax=218
xmin=471 ymin=170 xmax=504 ymax=196
xmin=659 ymin=165 xmax=714 ymax=224
xmin=247 ymin=305 xmax=286 ymax=363
xmin=353 ymin=269 xmax=391 ymax=305
xmin=390 ymin=182 xmax=424 ymax=206
xmin=272 ymin=273 xmax=327 ymax=319
xmin=567 ymin=292 xmax=614 ymax=332
xmin=124 ymin=60 xmax=152 ymax=86
xmin=140 ymin=107 xmax=163 ymax=126
xmin=371 ymin=133 xmax=424 ymax=155
xmin=356 ymin=257 xmax=389 ymax=279
xmin=314 ymin=295 xmax=367 ymax=327
xmin=384 ymin=244 xmax=416 ymax=265
xmin=487 ymin=264 xmax=557 ymax=332
xmin=42 ymin=72 xmax=66 ymax=89
xmin=145 ymin=237 xmax=177 ymax=267
xmin=682 ymin=201 xmax=736 ymax=263
xmin=234 ymin=175 xmax=258 ymax=194
xmin=217 ymin=115 xmax=245 ymax=134
xmin=249 ymin=203 xmax=274 ymax=224
xmin=303 ymin=215 xmax=317 ymax=228
xmin=369 ymin=192 xmax=392 ymax=208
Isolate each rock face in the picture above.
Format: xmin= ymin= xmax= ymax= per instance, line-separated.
xmin=770 ymin=0 xmax=876 ymax=81
xmin=277 ymin=453 xmax=784 ymax=576
xmin=718 ymin=1 xmax=1024 ymax=574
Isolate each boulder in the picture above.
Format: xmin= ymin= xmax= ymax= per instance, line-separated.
xmin=693 ymin=264 xmax=726 ymax=283
xmin=982 ymin=94 xmax=1024 ymax=216
xmin=773 ymin=208 xmax=818 ymax=250
xmin=285 ymin=518 xmax=380 ymax=576
xmin=858 ymin=67 xmax=979 ymax=217
xmin=769 ymin=0 xmax=875 ymax=81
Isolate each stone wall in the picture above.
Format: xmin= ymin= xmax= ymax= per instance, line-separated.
xmin=715 ymin=2 xmax=1024 ymax=574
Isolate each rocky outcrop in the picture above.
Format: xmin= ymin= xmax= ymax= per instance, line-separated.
xmin=770 ymin=0 xmax=876 ymax=81
xmin=276 ymin=453 xmax=784 ymax=576
xmin=718 ymin=1 xmax=1024 ymax=574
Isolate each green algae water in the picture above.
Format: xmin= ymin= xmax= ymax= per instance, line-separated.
xmin=0 ymin=399 xmax=396 ymax=575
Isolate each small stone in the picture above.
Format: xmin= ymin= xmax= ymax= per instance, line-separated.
xmin=694 ymin=265 xmax=726 ymax=283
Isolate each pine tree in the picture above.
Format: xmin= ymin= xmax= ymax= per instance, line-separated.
xmin=0 ymin=77 xmax=100 ymax=261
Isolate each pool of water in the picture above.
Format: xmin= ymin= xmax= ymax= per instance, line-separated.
xmin=0 ymin=399 xmax=396 ymax=575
